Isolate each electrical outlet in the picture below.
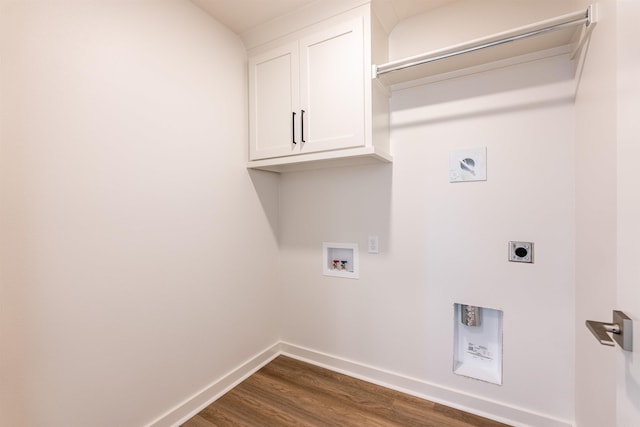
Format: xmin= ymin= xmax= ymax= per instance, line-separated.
xmin=509 ymin=241 xmax=533 ymax=263
xmin=368 ymin=235 xmax=379 ymax=254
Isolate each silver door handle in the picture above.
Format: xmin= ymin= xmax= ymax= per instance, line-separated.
xmin=586 ymin=310 xmax=633 ymax=351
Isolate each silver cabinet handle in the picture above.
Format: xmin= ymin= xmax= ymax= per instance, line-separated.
xmin=586 ymin=310 xmax=633 ymax=351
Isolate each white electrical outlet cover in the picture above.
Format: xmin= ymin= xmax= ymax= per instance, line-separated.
xmin=368 ymin=235 xmax=379 ymax=254
xmin=449 ymin=147 xmax=487 ymax=183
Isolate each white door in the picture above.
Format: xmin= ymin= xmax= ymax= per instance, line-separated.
xmin=299 ymin=16 xmax=365 ymax=154
xmin=576 ymin=1 xmax=639 ymax=425
xmin=615 ymin=0 xmax=640 ymax=424
xmin=249 ymin=41 xmax=300 ymax=160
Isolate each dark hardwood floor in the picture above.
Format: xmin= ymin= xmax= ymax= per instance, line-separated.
xmin=181 ymin=355 xmax=510 ymax=427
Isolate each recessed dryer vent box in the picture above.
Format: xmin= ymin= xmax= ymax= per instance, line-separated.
xmin=323 ymin=242 xmax=359 ymax=279
xmin=449 ymin=147 xmax=487 ymax=182
xmin=453 ymin=303 xmax=503 ymax=385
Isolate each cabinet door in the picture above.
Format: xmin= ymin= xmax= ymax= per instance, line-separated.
xmin=299 ymin=17 xmax=365 ymax=154
xmin=249 ymin=42 xmax=300 ymax=160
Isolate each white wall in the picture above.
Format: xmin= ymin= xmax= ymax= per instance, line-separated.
xmin=573 ymin=0 xmax=618 ymax=426
xmin=0 ymin=1 xmax=280 ymax=426
xmin=574 ymin=0 xmax=640 ymax=425
xmin=389 ymin=0 xmax=577 ymax=61
xmin=279 ymin=10 xmax=577 ymax=425
xmin=616 ymin=1 xmax=640 ymax=424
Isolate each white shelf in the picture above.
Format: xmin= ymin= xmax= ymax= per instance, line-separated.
xmin=374 ymin=6 xmax=595 ymax=87
xmin=247 ymin=146 xmax=392 ymax=173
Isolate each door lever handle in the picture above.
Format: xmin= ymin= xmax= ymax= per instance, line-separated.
xmin=586 ymin=320 xmax=618 ymax=346
xmin=586 ymin=310 xmax=633 ymax=351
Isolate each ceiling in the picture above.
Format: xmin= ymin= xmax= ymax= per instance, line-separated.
xmin=191 ymin=0 xmax=455 ymax=35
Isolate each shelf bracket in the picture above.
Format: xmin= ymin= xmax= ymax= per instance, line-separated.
xmin=571 ymin=4 xmax=597 ymax=59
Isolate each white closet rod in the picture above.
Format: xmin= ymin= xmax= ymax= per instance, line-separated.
xmin=375 ymin=6 xmax=594 ymax=77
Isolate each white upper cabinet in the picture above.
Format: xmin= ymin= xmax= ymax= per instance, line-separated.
xmin=249 ymin=42 xmax=300 ymax=160
xmin=249 ymin=18 xmax=364 ymax=161
xmin=247 ymin=5 xmax=391 ymax=173
xmin=299 ymin=17 xmax=364 ymax=155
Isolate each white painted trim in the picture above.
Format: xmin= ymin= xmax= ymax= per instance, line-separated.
xmin=279 ymin=342 xmax=573 ymax=427
xmin=146 ymin=342 xmax=282 ymax=427
xmin=150 ymin=341 xmax=573 ymax=427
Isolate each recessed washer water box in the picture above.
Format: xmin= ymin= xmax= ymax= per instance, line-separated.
xmin=453 ymin=303 xmax=503 ymax=385
xmin=322 ymin=242 xmax=359 ymax=279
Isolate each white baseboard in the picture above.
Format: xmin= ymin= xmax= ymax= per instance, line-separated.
xmin=149 ymin=340 xmax=573 ymax=427
xmin=146 ymin=342 xmax=282 ymax=427
xmin=279 ymin=342 xmax=573 ymax=427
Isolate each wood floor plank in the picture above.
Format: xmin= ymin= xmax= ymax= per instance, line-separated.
xmin=222 ymin=368 xmax=395 ymax=426
xmin=182 ymin=356 xmax=511 ymax=427
xmin=181 ymin=414 xmax=217 ymax=427
xmin=257 ymin=359 xmax=399 ymax=423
